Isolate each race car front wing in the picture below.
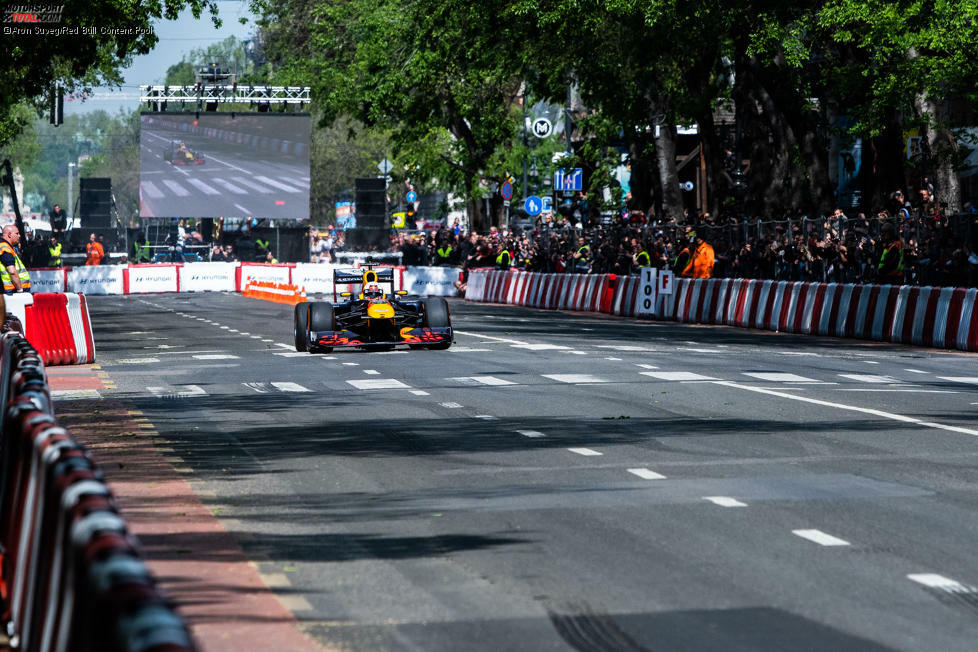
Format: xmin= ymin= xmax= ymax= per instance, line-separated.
xmin=310 ymin=327 xmax=453 ymax=348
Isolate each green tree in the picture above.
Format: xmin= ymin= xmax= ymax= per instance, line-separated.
xmin=1 ymin=1 xmax=222 ymax=146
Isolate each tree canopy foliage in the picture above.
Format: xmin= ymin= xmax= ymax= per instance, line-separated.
xmin=250 ymin=0 xmax=978 ymax=220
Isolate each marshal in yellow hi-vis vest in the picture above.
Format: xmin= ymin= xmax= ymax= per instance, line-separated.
xmin=0 ymin=240 xmax=31 ymax=293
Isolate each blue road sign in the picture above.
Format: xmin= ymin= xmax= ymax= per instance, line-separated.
xmin=500 ymin=180 xmax=513 ymax=201
xmin=554 ymin=168 xmax=583 ymax=191
xmin=406 ymin=190 xmax=418 ymax=203
xmin=524 ymin=195 xmax=543 ymax=216
xmin=542 ymin=196 xmax=553 ymax=213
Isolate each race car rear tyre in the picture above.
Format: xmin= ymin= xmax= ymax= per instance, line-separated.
xmin=421 ymin=297 xmax=452 ymax=350
xmin=293 ymin=302 xmax=308 ymax=352
xmin=308 ymin=302 xmax=334 ymax=354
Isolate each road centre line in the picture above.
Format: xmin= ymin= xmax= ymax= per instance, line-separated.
xmin=792 ymin=529 xmax=850 ymax=546
xmin=713 ymin=380 xmax=978 ymax=437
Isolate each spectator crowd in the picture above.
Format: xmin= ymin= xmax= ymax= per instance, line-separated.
xmin=390 ymin=202 xmax=978 ymax=290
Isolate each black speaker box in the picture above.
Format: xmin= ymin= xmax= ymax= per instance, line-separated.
xmin=80 ymin=177 xmax=112 ymax=228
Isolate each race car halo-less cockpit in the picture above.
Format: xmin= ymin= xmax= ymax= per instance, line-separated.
xmin=293 ymin=265 xmax=453 ymax=353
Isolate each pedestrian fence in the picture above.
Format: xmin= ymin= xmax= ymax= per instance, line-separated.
xmin=0 ymin=318 xmax=196 ymax=651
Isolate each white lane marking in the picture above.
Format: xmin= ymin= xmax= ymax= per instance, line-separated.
xmin=51 ymin=389 xmax=102 ymax=400
xmin=905 ymin=369 xmax=928 ymax=374
xmin=832 ymin=389 xmax=956 ymax=394
xmin=564 ymin=350 xmax=588 ymax=355
xmin=234 ymin=202 xmax=252 ymax=214
xmin=342 ymin=362 xmax=359 ymax=366
xmin=839 ymin=374 xmax=897 ymax=384
xmin=474 ymin=415 xmax=498 ymax=420
xmin=863 ymin=360 xmax=880 ymax=364
xmin=447 ymin=347 xmax=492 ymax=353
xmin=231 ymin=176 xmax=274 ymax=193
xmin=628 ymin=468 xmax=666 ymax=480
xmin=410 ymin=390 xmax=430 ymax=396
xmin=714 ymin=380 xmax=978 ymax=436
xmin=273 ymin=352 xmax=308 ymax=357
xmin=275 ymin=343 xmax=293 ymax=349
xmin=907 ymin=574 xmax=976 ymax=591
xmin=512 ymin=343 xmax=570 ymax=351
xmin=261 ymin=339 xmax=273 ymax=342
xmin=568 ymin=447 xmax=602 ymax=456
xmin=453 ymin=330 xmax=524 ymax=345
xmin=251 ymin=335 xmax=263 ymax=339
xmin=449 ymin=376 xmax=516 ymax=386
xmin=605 ymin=357 xmax=622 ymax=361
xmin=193 ymin=354 xmax=239 ymax=360
xmin=141 ymin=181 xmax=164 ymax=198
xmin=243 ymin=382 xmax=269 ymax=393
xmin=543 ymin=374 xmax=608 ymax=384
xmin=792 ymin=529 xmax=850 ymax=546
xmin=161 ymin=179 xmax=190 ymax=197
xmin=743 ymin=373 xmax=818 ymax=383
xmin=185 ymin=178 xmax=221 ymax=195
xmin=938 ymin=377 xmax=978 ymax=385
xmin=255 ymin=175 xmax=302 ymax=192
xmin=118 ymin=358 xmax=160 ymax=364
xmin=346 ymin=379 xmax=410 ymax=390
xmin=704 ymin=496 xmax=747 ymax=507
xmin=227 ymin=329 xmax=240 ymax=334
xmin=239 ymin=332 xmax=250 ymax=336
xmin=440 ymin=402 xmax=463 ymax=408
xmin=271 ymin=382 xmax=311 ymax=392
xmin=516 ymin=429 xmax=545 ymax=438
xmin=211 ymin=177 xmax=248 ymax=194
xmin=364 ymin=370 xmax=380 ymax=375
xmin=636 ymin=364 xmax=659 ymax=370
xmin=678 ymin=347 xmax=727 ymax=354
xmin=596 ymin=345 xmax=653 ymax=352
xmin=641 ymin=371 xmax=717 ymax=381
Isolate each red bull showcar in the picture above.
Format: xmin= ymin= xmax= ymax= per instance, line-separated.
xmin=163 ymin=140 xmax=205 ymax=165
xmin=293 ymin=265 xmax=453 ymax=353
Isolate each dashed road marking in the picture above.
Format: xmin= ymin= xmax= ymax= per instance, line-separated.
xmin=410 ymin=390 xmax=430 ymax=396
xmin=474 ymin=415 xmax=498 ymax=421
xmin=839 ymin=374 xmax=897 ymax=384
xmin=439 ymin=402 xmax=464 ymax=408
xmin=512 ymin=343 xmax=570 ymax=351
xmin=938 ymin=377 xmax=978 ymax=385
xmin=543 ymin=374 xmax=609 ymax=384
xmin=907 ymin=573 xmax=976 ymax=591
xmin=704 ymin=496 xmax=747 ymax=507
xmin=640 ymin=371 xmax=717 ymax=381
xmin=50 ymin=389 xmax=102 ymax=400
xmin=516 ymin=429 xmax=545 ymax=438
xmin=193 ymin=354 xmax=239 ymax=360
xmin=346 ymin=379 xmax=410 ymax=390
xmin=635 ymin=364 xmax=659 ymax=370
xmin=271 ymin=382 xmax=311 ymax=392
xmin=605 ymin=357 xmax=622 ymax=361
xmin=449 ymin=376 xmax=517 ymax=386
xmin=567 ymin=447 xmax=602 ymax=456
xmin=628 ymin=468 xmax=666 ymax=480
xmin=273 ymin=352 xmax=308 ymax=357
xmin=118 ymin=358 xmax=160 ymax=364
xmin=905 ymin=369 xmax=928 ymax=374
xmin=148 ymin=385 xmax=207 ymax=398
xmin=792 ymin=529 xmax=850 ymax=546
xmin=742 ymin=373 xmax=818 ymax=383
xmin=364 ymin=370 xmax=380 ymax=375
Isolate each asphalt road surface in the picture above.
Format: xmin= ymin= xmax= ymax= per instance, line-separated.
xmin=139 ymin=124 xmax=309 ymax=220
xmin=75 ymin=293 xmax=978 ymax=651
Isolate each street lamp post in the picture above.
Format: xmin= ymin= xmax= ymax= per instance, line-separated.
xmin=67 ymin=162 xmax=75 ymax=227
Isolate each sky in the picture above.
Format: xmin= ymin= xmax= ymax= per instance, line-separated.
xmin=65 ymin=1 xmax=258 ymax=116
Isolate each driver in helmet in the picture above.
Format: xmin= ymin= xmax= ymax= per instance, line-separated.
xmin=364 ymin=284 xmax=383 ymax=299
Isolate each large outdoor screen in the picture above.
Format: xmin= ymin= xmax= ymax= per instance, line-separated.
xmin=139 ymin=112 xmax=311 ymax=220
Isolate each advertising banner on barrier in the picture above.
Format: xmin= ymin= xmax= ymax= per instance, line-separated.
xmin=292 ymin=263 xmax=335 ymax=295
xmin=28 ymin=268 xmax=66 ymax=293
xmin=127 ymin=264 xmax=179 ymax=293
xmin=241 ymin=263 xmax=291 ymax=288
xmin=67 ymin=266 xmax=125 ymax=295
xmin=402 ymin=266 xmax=459 ymax=297
xmin=180 ymin=262 xmax=237 ymax=292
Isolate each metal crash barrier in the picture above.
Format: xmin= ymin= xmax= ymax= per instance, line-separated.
xmin=0 ymin=318 xmax=195 ymax=651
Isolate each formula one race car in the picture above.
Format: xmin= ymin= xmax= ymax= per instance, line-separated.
xmin=293 ymin=266 xmax=453 ymax=352
xmin=163 ymin=140 xmax=205 ymax=165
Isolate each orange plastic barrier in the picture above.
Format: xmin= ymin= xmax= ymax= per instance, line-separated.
xmin=242 ymin=280 xmax=307 ymax=305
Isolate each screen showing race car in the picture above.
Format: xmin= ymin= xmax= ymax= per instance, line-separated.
xmin=139 ymin=112 xmax=311 ymax=220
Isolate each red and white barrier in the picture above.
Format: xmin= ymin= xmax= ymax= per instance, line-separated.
xmin=123 ymin=264 xmax=180 ymax=294
xmin=7 ymin=293 xmax=96 ymax=365
xmin=28 ymin=268 xmax=67 ymax=293
xmin=179 ymin=261 xmax=237 ymax=292
xmin=465 ymin=269 xmax=978 ymax=353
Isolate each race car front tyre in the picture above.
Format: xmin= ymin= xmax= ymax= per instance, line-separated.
xmin=308 ymin=302 xmax=334 ymax=353
xmin=421 ymin=297 xmax=452 ymax=350
xmin=293 ymin=302 xmax=308 ymax=352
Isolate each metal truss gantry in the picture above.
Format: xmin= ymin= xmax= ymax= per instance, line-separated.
xmin=139 ymin=85 xmax=311 ymax=107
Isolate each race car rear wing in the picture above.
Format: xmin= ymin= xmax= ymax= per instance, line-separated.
xmin=334 ymin=268 xmax=394 ymax=285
